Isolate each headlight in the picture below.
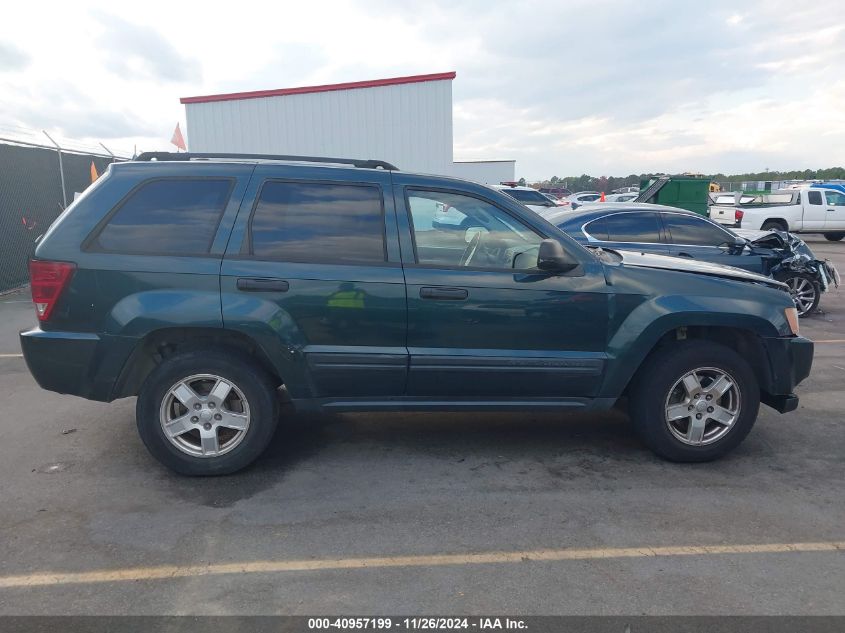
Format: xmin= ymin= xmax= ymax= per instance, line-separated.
xmin=784 ymin=307 xmax=799 ymax=336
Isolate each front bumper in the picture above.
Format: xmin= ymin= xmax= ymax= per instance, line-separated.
xmin=819 ymin=260 xmax=840 ymax=292
xmin=20 ymin=327 xmax=134 ymax=402
xmin=759 ymin=335 xmax=814 ymax=413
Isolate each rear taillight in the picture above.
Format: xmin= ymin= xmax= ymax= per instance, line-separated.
xmin=735 ymin=208 xmax=744 ymax=222
xmin=29 ymin=260 xmax=76 ymax=322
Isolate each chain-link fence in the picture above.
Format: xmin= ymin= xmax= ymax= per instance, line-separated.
xmin=0 ymin=140 xmax=120 ymax=292
xmin=713 ymin=179 xmax=845 ymax=193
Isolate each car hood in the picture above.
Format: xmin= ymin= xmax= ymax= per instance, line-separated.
xmin=732 ymin=229 xmax=778 ymax=242
xmin=732 ymin=228 xmax=816 ymax=259
xmin=613 ymin=249 xmax=788 ymax=290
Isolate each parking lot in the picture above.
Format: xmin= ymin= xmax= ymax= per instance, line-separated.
xmin=0 ymin=237 xmax=842 ymax=615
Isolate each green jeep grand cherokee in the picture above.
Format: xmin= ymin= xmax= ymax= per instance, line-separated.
xmin=20 ymin=153 xmax=813 ymax=475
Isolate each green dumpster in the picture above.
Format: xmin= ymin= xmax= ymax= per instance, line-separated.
xmin=638 ymin=175 xmax=710 ymax=215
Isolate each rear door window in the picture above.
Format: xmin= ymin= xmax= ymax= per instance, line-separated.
xmin=603 ymin=212 xmax=661 ymax=243
xmin=249 ymin=181 xmax=385 ymax=263
xmin=662 ymin=213 xmax=734 ymax=246
xmin=808 ymin=191 xmax=823 ymax=205
xmin=94 ymin=179 xmax=233 ymax=253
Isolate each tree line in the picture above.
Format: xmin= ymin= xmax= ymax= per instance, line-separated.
xmin=523 ymin=167 xmax=845 ymax=192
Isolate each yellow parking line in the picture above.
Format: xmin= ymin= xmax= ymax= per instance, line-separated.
xmin=0 ymin=541 xmax=841 ymax=589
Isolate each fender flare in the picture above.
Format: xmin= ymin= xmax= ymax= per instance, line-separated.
xmin=599 ymin=301 xmax=782 ymax=398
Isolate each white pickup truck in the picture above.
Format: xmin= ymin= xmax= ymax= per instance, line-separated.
xmin=709 ymin=184 xmax=845 ymax=241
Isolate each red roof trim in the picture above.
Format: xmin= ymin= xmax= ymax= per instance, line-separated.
xmin=180 ymin=71 xmax=457 ymax=105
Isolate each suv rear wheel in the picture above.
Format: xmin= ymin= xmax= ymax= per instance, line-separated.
xmin=136 ymin=350 xmax=279 ymax=475
xmin=629 ymin=341 xmax=760 ymax=462
xmin=823 ymin=232 xmax=844 ymax=242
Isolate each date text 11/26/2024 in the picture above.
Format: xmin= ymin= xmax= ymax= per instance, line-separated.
xmin=308 ymin=618 xmax=528 ymax=630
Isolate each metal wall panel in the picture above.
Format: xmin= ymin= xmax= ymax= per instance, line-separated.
xmin=449 ymin=161 xmax=516 ymax=184
xmin=185 ymin=80 xmax=454 ymax=175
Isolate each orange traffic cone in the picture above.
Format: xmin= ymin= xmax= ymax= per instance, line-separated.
xmin=600 ymin=192 xmax=606 ymax=202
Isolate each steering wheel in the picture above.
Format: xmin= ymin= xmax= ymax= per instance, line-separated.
xmin=459 ymin=230 xmax=483 ymax=267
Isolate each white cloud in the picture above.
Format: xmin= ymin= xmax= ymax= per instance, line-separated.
xmin=0 ymin=41 xmax=29 ymax=71
xmin=0 ymin=0 xmax=842 ymax=176
xmin=92 ymin=11 xmax=202 ymax=83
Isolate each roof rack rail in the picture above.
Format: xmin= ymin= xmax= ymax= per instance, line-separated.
xmin=134 ymin=152 xmax=398 ymax=170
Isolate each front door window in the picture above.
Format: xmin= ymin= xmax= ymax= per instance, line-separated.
xmin=407 ymin=190 xmax=543 ymax=271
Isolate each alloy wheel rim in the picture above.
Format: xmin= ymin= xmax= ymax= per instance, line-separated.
xmin=787 ymin=277 xmax=816 ymax=315
xmin=159 ymin=373 xmax=251 ymax=458
xmin=664 ymin=367 xmax=741 ymax=446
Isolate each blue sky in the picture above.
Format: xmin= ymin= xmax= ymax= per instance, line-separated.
xmin=0 ymin=0 xmax=842 ymax=179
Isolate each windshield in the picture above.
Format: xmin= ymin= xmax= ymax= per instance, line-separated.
xmin=501 ymin=189 xmax=555 ymax=206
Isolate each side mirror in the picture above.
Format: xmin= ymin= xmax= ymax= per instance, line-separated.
xmin=537 ymin=239 xmax=579 ymax=273
xmin=719 ymin=236 xmax=745 ymax=253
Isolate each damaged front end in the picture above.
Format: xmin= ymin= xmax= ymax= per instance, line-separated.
xmin=736 ymin=229 xmax=840 ymax=316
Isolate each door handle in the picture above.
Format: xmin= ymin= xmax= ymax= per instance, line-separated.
xmin=419 ymin=286 xmax=468 ymax=300
xmin=236 ymin=278 xmax=290 ymax=292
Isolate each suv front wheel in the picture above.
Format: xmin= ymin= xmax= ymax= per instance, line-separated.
xmin=136 ymin=350 xmax=279 ymax=475
xmin=629 ymin=341 xmax=760 ymax=462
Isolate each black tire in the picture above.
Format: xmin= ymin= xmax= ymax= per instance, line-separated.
xmin=823 ymin=232 xmax=844 ymax=242
xmin=628 ymin=340 xmax=760 ymax=462
xmin=761 ymin=220 xmax=787 ymax=232
xmin=775 ymin=271 xmax=820 ymax=317
xmin=136 ymin=349 xmax=279 ymax=476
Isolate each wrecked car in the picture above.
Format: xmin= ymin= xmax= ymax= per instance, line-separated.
xmin=733 ymin=229 xmax=839 ymax=315
xmin=546 ymin=202 xmax=839 ymax=316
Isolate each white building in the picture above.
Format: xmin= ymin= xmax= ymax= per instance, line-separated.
xmin=181 ymin=71 xmax=515 ymax=184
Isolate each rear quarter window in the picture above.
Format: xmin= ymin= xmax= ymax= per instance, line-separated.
xmin=583 ymin=217 xmax=609 ymax=241
xmin=502 ymin=189 xmax=552 ymax=205
xmin=92 ymin=178 xmax=233 ymax=254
